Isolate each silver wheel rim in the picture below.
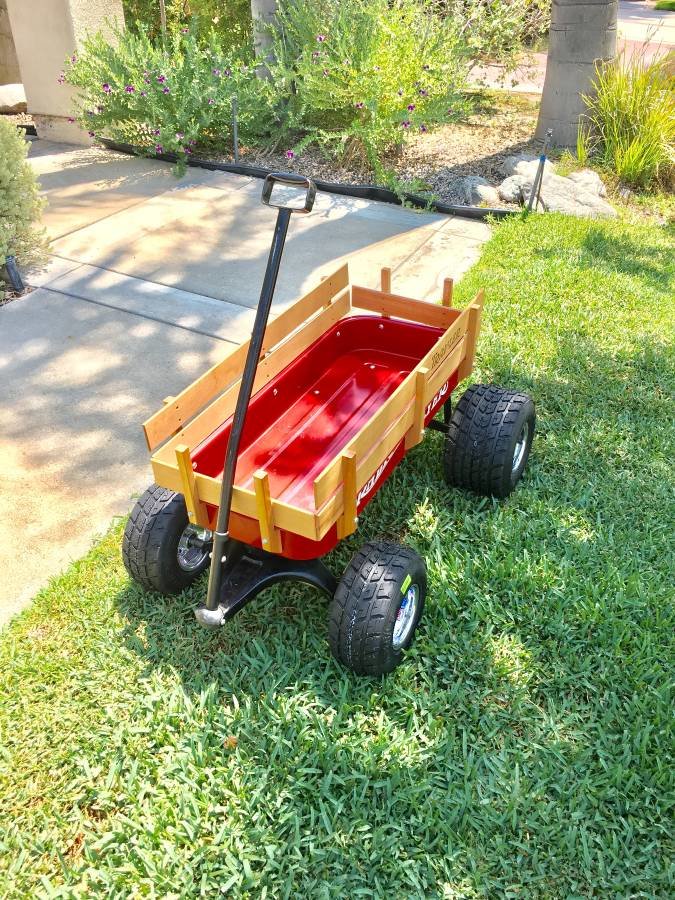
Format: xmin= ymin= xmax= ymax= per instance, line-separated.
xmin=512 ymin=421 xmax=529 ymax=474
xmin=177 ymin=525 xmax=212 ymax=572
xmin=393 ymin=584 xmax=419 ymax=650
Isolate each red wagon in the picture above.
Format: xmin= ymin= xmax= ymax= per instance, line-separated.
xmin=124 ymin=175 xmax=535 ymax=675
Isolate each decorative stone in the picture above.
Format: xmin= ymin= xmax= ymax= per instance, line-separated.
xmin=498 ymin=175 xmax=526 ymax=204
xmin=461 ymin=176 xmax=500 ymax=207
xmin=568 ymin=169 xmax=607 ymax=197
xmin=0 ymin=82 xmax=26 ymax=114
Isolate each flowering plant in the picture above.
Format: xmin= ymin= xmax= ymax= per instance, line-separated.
xmin=64 ymin=25 xmax=275 ymax=173
xmin=268 ymin=0 xmax=471 ymax=174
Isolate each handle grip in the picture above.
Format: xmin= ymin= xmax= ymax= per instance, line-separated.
xmin=261 ymin=172 xmax=316 ymax=214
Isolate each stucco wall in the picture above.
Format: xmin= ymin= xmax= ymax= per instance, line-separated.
xmin=6 ymin=0 xmax=123 ymax=141
xmin=0 ymin=0 xmax=21 ymax=84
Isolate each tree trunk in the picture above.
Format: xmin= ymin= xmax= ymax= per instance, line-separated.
xmin=251 ymin=0 xmax=277 ymax=73
xmin=536 ymin=0 xmax=618 ymax=147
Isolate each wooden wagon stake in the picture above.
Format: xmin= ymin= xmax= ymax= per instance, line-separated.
xmin=253 ymin=470 xmax=282 ymax=553
xmin=175 ymin=444 xmax=207 ymax=525
xmin=337 ymin=451 xmax=358 ymax=539
xmin=442 ymin=278 xmax=454 ymax=308
xmin=406 ymin=367 xmax=429 ymax=450
xmin=458 ymin=290 xmax=484 ymax=382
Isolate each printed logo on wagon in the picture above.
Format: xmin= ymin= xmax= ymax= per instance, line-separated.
xmin=357 ymin=448 xmax=397 ymax=504
xmin=425 ymin=380 xmax=449 ymax=418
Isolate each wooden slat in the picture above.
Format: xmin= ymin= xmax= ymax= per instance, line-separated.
xmin=457 ymin=290 xmax=484 ymax=381
xmin=442 ymin=278 xmax=453 ymax=308
xmin=424 ymin=335 xmax=466 ymax=402
xmin=405 ymin=368 xmax=428 ymax=450
xmin=253 ymin=470 xmax=282 ymax=552
xmin=351 ymin=285 xmax=458 ymax=328
xmin=417 ymin=303 xmax=470 ymax=375
xmin=150 ymin=290 xmax=352 ymax=469
xmin=174 ymin=445 xmax=210 ymax=528
xmin=380 ymin=267 xmax=392 ymax=293
xmin=336 ymin=451 xmax=357 ymax=539
xmin=143 ymin=264 xmax=350 ymax=450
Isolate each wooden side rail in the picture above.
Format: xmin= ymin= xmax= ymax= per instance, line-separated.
xmin=144 ymin=263 xmax=350 ymax=451
xmin=351 ymin=284 xmax=460 ymax=329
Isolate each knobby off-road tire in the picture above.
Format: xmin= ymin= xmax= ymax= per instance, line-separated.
xmin=122 ymin=484 xmax=211 ymax=595
xmin=444 ymin=383 xmax=535 ymax=499
xmin=329 ymin=541 xmax=427 ymax=676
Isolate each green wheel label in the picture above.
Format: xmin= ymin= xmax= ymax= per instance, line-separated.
xmin=401 ymin=574 xmax=411 ymax=595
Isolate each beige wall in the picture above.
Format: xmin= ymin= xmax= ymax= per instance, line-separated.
xmin=6 ymin=0 xmax=124 ymax=142
xmin=0 ymin=0 xmax=21 ymax=84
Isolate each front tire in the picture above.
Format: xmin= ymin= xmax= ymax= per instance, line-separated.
xmin=444 ymin=384 xmax=535 ymax=498
xmin=122 ymin=484 xmax=212 ymax=595
xmin=328 ymin=541 xmax=426 ymax=675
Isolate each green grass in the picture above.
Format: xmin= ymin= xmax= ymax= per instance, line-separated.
xmin=1 ymin=214 xmax=674 ymax=897
xmin=655 ymin=1 xmax=675 ymax=12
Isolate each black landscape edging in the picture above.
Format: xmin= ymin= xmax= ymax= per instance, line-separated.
xmin=100 ymin=138 xmax=514 ymax=222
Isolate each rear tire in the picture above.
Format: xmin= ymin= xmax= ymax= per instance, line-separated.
xmin=122 ymin=484 xmax=212 ymax=595
xmin=444 ymin=383 xmax=535 ymax=498
xmin=328 ymin=541 xmax=426 ymax=675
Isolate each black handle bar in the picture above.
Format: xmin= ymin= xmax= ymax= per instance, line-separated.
xmin=261 ymin=172 xmax=316 ymax=214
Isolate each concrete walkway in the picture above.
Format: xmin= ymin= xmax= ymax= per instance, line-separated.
xmin=1 ymin=140 xmax=490 ymax=626
xmin=470 ymin=0 xmax=674 ymax=95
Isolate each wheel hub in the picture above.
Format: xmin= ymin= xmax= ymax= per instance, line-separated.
xmin=177 ymin=525 xmax=212 ymax=572
xmin=393 ymin=584 xmax=419 ymax=650
xmin=512 ymin=421 xmax=529 ymax=474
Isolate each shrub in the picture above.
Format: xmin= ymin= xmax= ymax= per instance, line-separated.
xmin=122 ymin=0 xmax=252 ymax=47
xmin=578 ymin=50 xmax=675 ymax=190
xmin=64 ymin=25 xmax=276 ymax=173
xmin=0 ymin=119 xmax=48 ymax=298
xmin=268 ymin=0 xmax=472 ymax=173
xmin=442 ymin=0 xmax=551 ymax=60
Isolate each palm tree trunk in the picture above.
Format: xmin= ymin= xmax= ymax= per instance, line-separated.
xmin=536 ymin=0 xmax=618 ymax=147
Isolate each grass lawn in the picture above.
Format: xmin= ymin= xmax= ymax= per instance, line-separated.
xmin=1 ymin=213 xmax=673 ymax=897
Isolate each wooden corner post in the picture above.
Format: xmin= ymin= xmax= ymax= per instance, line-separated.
xmin=175 ymin=444 xmax=208 ymax=526
xmin=458 ymin=289 xmax=484 ymax=381
xmin=405 ymin=367 xmax=429 ymax=450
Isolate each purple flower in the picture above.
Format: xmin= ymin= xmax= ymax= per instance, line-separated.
xmin=397 ymin=88 xmax=403 ymax=96
xmin=401 ymin=120 xmax=411 ymax=129
xmin=86 ymin=110 xmax=94 ymax=117
xmin=57 ymin=72 xmax=66 ymax=84
xmin=102 ymin=82 xmax=111 ymax=93
xmin=144 ymin=77 xmax=150 ymax=84
xmin=419 ymin=89 xmax=428 ymax=97
xmin=355 ymin=101 xmax=365 ymax=109
xmin=88 ymin=131 xmax=95 ymax=137
xmin=140 ymin=91 xmax=147 ymax=97
xmin=70 ymin=54 xmax=77 ymax=63
xmin=407 ymin=103 xmax=416 ymax=111
xmin=162 ymin=86 xmax=170 ymax=94
xmin=423 ymin=64 xmax=430 ymax=71
xmin=181 ymin=27 xmax=189 ymax=34
xmin=157 ymin=74 xmax=166 ymax=83
xmin=224 ymin=68 xmax=232 ymax=77
xmin=152 ymin=128 xmax=161 ymax=136
xmin=312 ymin=51 xmax=320 ymax=60
xmin=285 ymin=150 xmax=294 ymax=160
xmin=419 ymin=123 xmax=427 ymax=133
xmin=97 ymin=105 xmax=103 ymax=112
xmin=125 ymin=84 xmax=135 ymax=94
xmin=182 ymin=146 xmax=192 ymax=154
xmin=67 ymin=117 xmax=75 ymax=123
xmin=373 ymin=66 xmax=380 ymax=72
xmin=316 ymin=34 xmax=326 ymax=42
xmin=207 ymin=98 xmax=215 ymax=105
xmin=212 ymin=68 xmax=220 ymax=76
xmin=176 ymin=131 xmax=184 ymax=139
xmin=155 ymin=144 xmax=164 ymax=153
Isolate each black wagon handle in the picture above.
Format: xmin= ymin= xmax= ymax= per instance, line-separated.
xmin=261 ymin=172 xmax=317 ymax=214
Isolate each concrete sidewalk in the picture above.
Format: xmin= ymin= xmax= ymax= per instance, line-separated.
xmin=1 ymin=141 xmax=490 ymax=626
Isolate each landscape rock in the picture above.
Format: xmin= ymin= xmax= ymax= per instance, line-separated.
xmin=461 ymin=175 xmax=500 ymax=207
xmin=498 ymin=175 xmax=527 ymax=204
xmin=500 ymin=153 xmax=555 ymax=179
xmin=568 ymin=168 xmax=607 ymax=197
xmin=0 ymin=83 xmax=26 ymax=114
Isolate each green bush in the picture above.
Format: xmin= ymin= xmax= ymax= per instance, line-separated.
xmin=122 ymin=0 xmax=252 ymax=47
xmin=0 ymin=119 xmax=48 ymax=298
xmin=65 ymin=25 xmax=276 ymax=173
xmin=269 ymin=0 xmax=472 ymax=173
xmin=578 ymin=50 xmax=675 ymax=191
xmin=442 ymin=0 xmax=551 ymax=59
